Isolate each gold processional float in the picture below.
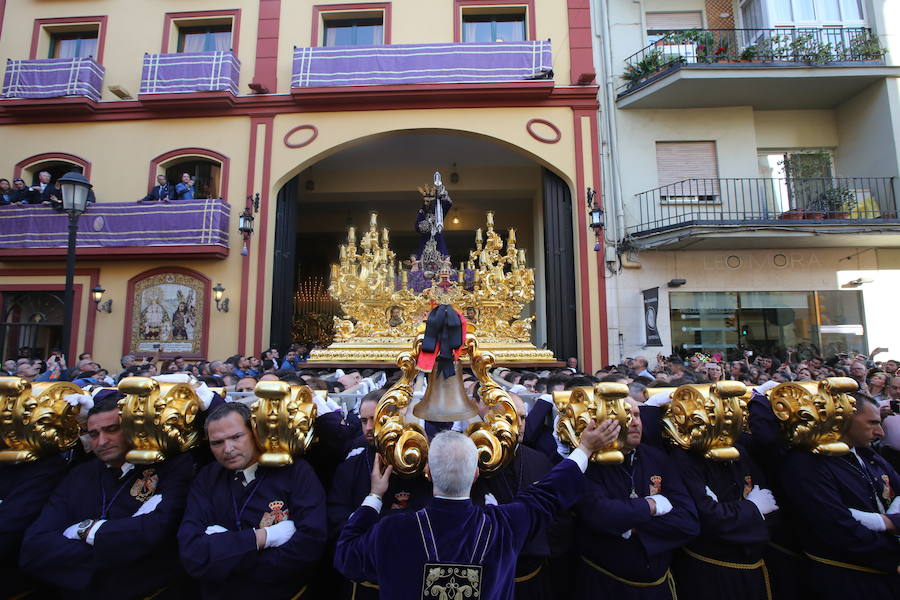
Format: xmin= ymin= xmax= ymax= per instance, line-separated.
xmin=306 ymin=172 xmax=556 ymax=366
xmin=0 ymin=371 xmax=859 ymax=474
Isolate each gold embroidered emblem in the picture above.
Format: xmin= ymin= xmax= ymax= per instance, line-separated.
xmin=259 ymin=500 xmax=290 ymax=527
xmin=742 ymin=475 xmax=753 ymax=498
xmin=130 ymin=469 xmax=158 ymax=502
xmin=422 ymin=564 xmax=482 ymax=600
xmin=648 ymin=475 xmax=662 ymax=495
xmin=882 ymin=474 xmax=895 ymax=502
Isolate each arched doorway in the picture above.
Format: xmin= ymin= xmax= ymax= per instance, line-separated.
xmin=270 ymin=131 xmax=577 ymax=361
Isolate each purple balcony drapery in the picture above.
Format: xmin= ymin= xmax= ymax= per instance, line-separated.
xmin=2 ymin=57 xmax=105 ymax=101
xmin=140 ymin=51 xmax=240 ymax=95
xmin=0 ymin=200 xmax=230 ymax=249
xmin=292 ymin=41 xmax=552 ymax=87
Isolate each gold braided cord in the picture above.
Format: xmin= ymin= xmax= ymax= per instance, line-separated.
xmin=580 ymin=555 xmax=677 ymax=598
xmin=804 ymin=552 xmax=888 ymax=575
xmin=681 ymin=548 xmax=771 ymax=600
xmin=514 ymin=563 xmax=543 ymax=583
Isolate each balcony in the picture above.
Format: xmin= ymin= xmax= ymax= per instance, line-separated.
xmin=1 ymin=57 xmax=104 ymax=113
xmin=139 ymin=51 xmax=240 ymax=109
xmin=0 ymin=199 xmax=230 ymax=260
xmin=290 ymin=41 xmax=554 ymax=105
xmin=617 ymin=28 xmax=899 ymax=109
xmin=626 ymin=176 xmax=900 ymax=250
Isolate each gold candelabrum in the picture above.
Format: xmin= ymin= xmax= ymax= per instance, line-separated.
xmin=118 ymin=377 xmax=202 ymax=464
xmin=0 ymin=377 xmax=82 ymax=463
xmin=309 ymin=210 xmax=555 ymax=365
xmin=553 ymin=383 xmax=633 ymax=464
xmin=660 ymin=381 xmax=748 ymax=461
xmin=250 ymin=381 xmax=317 ymax=467
xmin=769 ymin=377 xmax=858 ymax=455
xmin=374 ymin=330 xmax=518 ymax=477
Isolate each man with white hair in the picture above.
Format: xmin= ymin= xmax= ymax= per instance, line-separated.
xmin=335 ymin=419 xmax=620 ymax=599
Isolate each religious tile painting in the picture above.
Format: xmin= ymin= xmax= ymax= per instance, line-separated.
xmin=129 ymin=272 xmax=205 ymax=356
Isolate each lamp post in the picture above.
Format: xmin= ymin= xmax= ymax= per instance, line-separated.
xmin=57 ymin=171 xmax=93 ymax=360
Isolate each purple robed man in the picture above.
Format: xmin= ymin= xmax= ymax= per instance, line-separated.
xmin=327 ymin=390 xmax=432 ymax=599
xmin=573 ymin=399 xmax=699 ymax=599
xmin=178 ymin=402 xmax=327 ymax=599
xmin=19 ymin=392 xmax=195 ymax=598
xmin=334 ymin=419 xmax=621 ymax=600
xmin=779 ymin=394 xmax=900 ymax=599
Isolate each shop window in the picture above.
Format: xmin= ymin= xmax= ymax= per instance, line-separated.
xmin=323 ymin=16 xmax=384 ymax=46
xmin=0 ymin=291 xmax=65 ymax=360
xmin=178 ymin=24 xmax=232 ymax=52
xmin=646 ymin=11 xmax=703 ymax=43
xmin=655 ymin=141 xmax=719 ymax=201
xmin=669 ymin=290 xmax=866 ymax=360
xmin=49 ymin=30 xmax=98 ymax=58
xmin=164 ymin=159 xmax=222 ymax=199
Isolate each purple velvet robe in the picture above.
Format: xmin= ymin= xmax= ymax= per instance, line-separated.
xmin=779 ymin=447 xmax=900 ymax=599
xmin=19 ymin=452 xmax=195 ymax=597
xmin=573 ymin=444 xmax=699 ymax=599
xmin=178 ymin=458 xmax=327 ymax=599
xmin=334 ymin=458 xmax=585 ymax=600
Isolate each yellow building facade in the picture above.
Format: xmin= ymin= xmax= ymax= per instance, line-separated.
xmin=0 ymin=0 xmax=609 ymax=370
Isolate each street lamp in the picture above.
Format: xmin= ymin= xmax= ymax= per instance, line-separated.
xmin=57 ymin=171 xmax=93 ymax=359
xmin=213 ymin=283 xmax=229 ymax=312
xmin=91 ymin=285 xmax=112 ymax=313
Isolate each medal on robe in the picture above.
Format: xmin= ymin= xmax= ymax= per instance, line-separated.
xmin=629 ymin=489 xmax=638 ymax=499
xmin=130 ymin=469 xmax=158 ymax=502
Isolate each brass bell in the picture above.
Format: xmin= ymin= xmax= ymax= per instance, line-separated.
xmin=413 ymin=363 xmax=479 ymax=422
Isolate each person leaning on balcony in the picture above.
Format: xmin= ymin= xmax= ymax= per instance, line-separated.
xmin=175 ymin=172 xmax=195 ymax=200
xmin=138 ymin=174 xmax=176 ymax=203
xmin=29 ymin=170 xmax=61 ymax=208
xmin=0 ymin=178 xmax=13 ymax=204
xmin=10 ymin=178 xmax=31 ymax=204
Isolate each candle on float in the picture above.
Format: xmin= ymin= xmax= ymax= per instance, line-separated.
xmin=508 ymin=228 xmax=516 ymax=245
xmin=339 ymin=245 xmax=347 ymax=260
xmin=383 ymin=227 xmax=389 ymax=245
xmin=347 ymin=227 xmax=356 ymax=244
xmin=486 ymin=211 xmax=494 ymax=227
xmin=475 ymin=228 xmax=482 ymax=243
xmin=330 ymin=264 xmax=339 ymax=280
xmin=518 ymin=249 xmax=526 ymax=264
xmin=370 ymin=212 xmax=378 ymax=228
xmin=401 ymin=270 xmax=408 ymax=287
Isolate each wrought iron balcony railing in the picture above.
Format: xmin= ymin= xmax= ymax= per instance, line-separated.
xmin=621 ymin=27 xmax=884 ymax=91
xmin=628 ymin=176 xmax=897 ymax=237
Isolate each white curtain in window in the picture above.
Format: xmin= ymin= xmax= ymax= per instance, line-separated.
xmin=181 ymin=33 xmax=207 ymax=53
xmin=210 ymin=31 xmax=231 ymax=52
xmin=840 ymin=0 xmax=863 ymax=20
xmin=793 ymin=0 xmax=817 ymax=21
xmin=820 ymin=0 xmax=841 ymax=21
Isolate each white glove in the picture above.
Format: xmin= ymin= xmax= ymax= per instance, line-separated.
xmin=849 ymin=508 xmax=887 ymax=532
xmin=132 ymin=494 xmax=163 ymax=517
xmin=193 ymin=382 xmax=214 ymax=410
xmin=205 ymin=525 xmax=228 ymax=535
xmin=887 ymin=496 xmax=900 ymax=515
xmin=753 ymin=380 xmax=779 ymax=395
xmin=64 ymin=393 xmax=94 ymax=419
xmin=647 ymin=494 xmax=673 ymax=516
xmin=155 ymin=374 xmax=214 ymax=409
xmin=62 ymin=523 xmax=80 ymax=540
xmin=704 ymin=486 xmax=719 ymax=502
xmin=621 ymin=529 xmax=633 ymax=539
xmin=645 ymin=391 xmax=672 ymax=407
xmin=746 ymin=486 xmax=779 ymax=517
xmin=484 ymin=493 xmax=498 ymax=506
xmin=263 ymin=519 xmax=296 ymax=549
xmin=312 ymin=392 xmax=337 ymax=415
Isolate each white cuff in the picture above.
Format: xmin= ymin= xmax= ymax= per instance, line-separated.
xmin=85 ymin=519 xmax=106 ymax=545
xmin=647 ymin=494 xmax=673 ymax=516
xmin=753 ymin=380 xmax=779 ymax=395
xmin=313 ymin=393 xmax=337 ymax=415
xmin=362 ymin=494 xmax=383 ymax=513
xmin=567 ymin=448 xmax=590 ymax=473
xmin=621 ymin=529 xmax=633 ymax=539
xmin=645 ymin=391 xmax=672 ymax=407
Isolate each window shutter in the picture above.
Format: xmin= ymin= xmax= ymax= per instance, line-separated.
xmin=655 ymin=141 xmax=719 ymax=197
xmin=645 ymin=12 xmax=703 ymax=30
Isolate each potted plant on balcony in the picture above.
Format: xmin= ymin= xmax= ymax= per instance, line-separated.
xmin=814 ymin=186 xmax=856 ymax=219
xmin=621 ymin=49 xmax=673 ymax=88
xmin=849 ymin=31 xmax=887 ymax=61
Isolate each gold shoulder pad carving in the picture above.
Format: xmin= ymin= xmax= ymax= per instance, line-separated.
xmin=553 ymin=383 xmax=632 ymax=464
xmin=662 ymin=381 xmax=747 ymax=461
xmin=251 ymin=381 xmax=317 ymax=467
xmin=0 ymin=377 xmax=82 ymax=463
xmin=769 ymin=377 xmax=857 ymax=455
xmin=118 ymin=377 xmax=202 ymax=464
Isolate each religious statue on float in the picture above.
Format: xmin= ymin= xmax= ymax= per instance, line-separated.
xmin=415 ymin=172 xmax=452 ymax=277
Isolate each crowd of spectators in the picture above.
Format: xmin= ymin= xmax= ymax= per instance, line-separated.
xmin=0 ymin=171 xmax=63 ymax=208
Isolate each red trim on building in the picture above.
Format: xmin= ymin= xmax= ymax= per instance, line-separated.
xmin=161 ymin=9 xmax=241 ymax=54
xmin=147 ymin=147 xmax=231 ymax=202
xmin=453 ymin=0 xmax=537 ymax=43
xmin=566 ymin=0 xmax=595 ymax=85
xmin=122 ymin=267 xmax=211 ymax=359
xmin=29 ymin=16 xmax=109 ymax=63
xmin=571 ymin=111 xmax=593 ymax=370
xmin=0 ymin=267 xmax=100 ymax=357
xmin=14 ymin=152 xmax=92 ymax=180
xmin=253 ymin=0 xmax=282 ymax=92
xmin=310 ymin=2 xmax=392 ymax=47
xmin=253 ymin=116 xmax=275 ymax=355
xmin=238 ymin=118 xmax=261 ymax=354
xmin=0 ymin=245 xmax=229 ymax=261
